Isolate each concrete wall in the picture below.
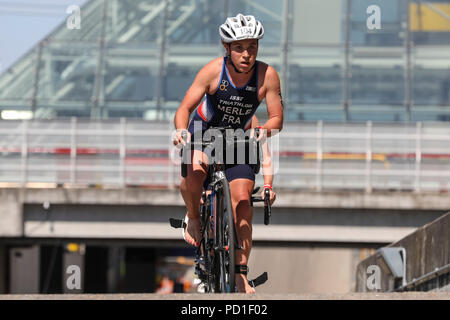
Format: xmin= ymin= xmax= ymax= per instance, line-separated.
xmin=1 ymin=187 xmax=448 ymax=293
xmin=0 ymin=245 xmax=5 ymax=293
xmin=9 ymin=188 xmax=450 ymax=211
xmin=355 ymin=212 xmax=450 ymax=292
xmin=19 ymin=202 xmax=445 ymax=244
xmin=9 ymin=245 xmax=40 ymax=294
xmin=1 ymin=187 xmax=449 ymax=243
xmin=0 ymin=189 xmax=23 ymax=237
xmin=249 ymin=245 xmax=364 ymax=293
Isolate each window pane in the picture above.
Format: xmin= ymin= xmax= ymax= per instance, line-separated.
xmin=350 ymin=0 xmax=404 ymax=47
xmin=410 ymin=0 xmax=450 ymax=45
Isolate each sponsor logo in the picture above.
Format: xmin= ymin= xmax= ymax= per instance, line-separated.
xmin=219 ymin=80 xmax=229 ymax=91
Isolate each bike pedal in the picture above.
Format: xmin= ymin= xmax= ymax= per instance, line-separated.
xmin=169 ymin=218 xmax=186 ymax=229
xmin=248 ymin=272 xmax=268 ymax=288
xmin=196 ymin=282 xmax=207 ymax=293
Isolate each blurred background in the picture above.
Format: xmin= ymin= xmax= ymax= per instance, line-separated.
xmin=0 ymin=0 xmax=449 ymax=295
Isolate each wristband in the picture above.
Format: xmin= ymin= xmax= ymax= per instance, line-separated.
xmin=264 ymin=184 xmax=272 ymax=190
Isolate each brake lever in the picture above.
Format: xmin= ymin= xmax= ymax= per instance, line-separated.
xmin=264 ymin=188 xmax=271 ymax=225
xmin=180 ymin=131 xmax=188 ymax=177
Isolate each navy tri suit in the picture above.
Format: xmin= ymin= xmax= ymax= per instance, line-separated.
xmin=188 ymin=57 xmax=262 ymax=185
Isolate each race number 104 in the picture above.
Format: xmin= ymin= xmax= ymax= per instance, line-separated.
xmin=225 ymin=304 xmax=268 ymax=315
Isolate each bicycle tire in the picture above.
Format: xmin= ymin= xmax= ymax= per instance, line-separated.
xmin=201 ymin=202 xmax=215 ymax=293
xmin=212 ymin=187 xmax=224 ymax=292
xmin=222 ymin=179 xmax=236 ymax=293
xmin=211 ymin=182 xmax=236 ymax=293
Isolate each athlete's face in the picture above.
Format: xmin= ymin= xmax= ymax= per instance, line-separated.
xmin=226 ymin=39 xmax=258 ymax=73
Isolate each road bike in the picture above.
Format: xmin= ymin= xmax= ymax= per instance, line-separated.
xmin=170 ymin=127 xmax=271 ymax=292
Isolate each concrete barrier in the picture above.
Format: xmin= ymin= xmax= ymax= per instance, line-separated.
xmin=356 ymin=212 xmax=450 ymax=292
xmin=1 ymin=187 xmax=448 ymax=241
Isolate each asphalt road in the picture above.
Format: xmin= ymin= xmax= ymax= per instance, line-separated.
xmin=0 ymin=292 xmax=449 ymax=300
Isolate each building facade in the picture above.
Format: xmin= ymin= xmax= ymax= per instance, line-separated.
xmin=1 ymin=0 xmax=450 ymax=122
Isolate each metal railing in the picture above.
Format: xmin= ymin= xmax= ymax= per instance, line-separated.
xmin=396 ymin=263 xmax=450 ymax=292
xmin=1 ymin=119 xmax=450 ymax=192
xmin=278 ymin=121 xmax=450 ymax=192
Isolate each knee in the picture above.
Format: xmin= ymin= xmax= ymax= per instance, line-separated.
xmin=181 ymin=168 xmax=206 ymax=193
xmin=235 ymin=198 xmax=253 ymax=230
xmin=233 ymin=193 xmax=252 ymax=212
xmin=191 ymin=167 xmax=207 ymax=181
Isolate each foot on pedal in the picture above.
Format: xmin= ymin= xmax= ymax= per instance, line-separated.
xmin=170 ymin=215 xmax=200 ymax=247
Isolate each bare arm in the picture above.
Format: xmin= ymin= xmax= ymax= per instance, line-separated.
xmin=251 ymin=116 xmax=273 ymax=185
xmin=173 ymin=61 xmax=218 ymax=130
xmin=261 ymin=66 xmax=284 ymax=137
xmin=252 ymin=116 xmax=275 ymax=206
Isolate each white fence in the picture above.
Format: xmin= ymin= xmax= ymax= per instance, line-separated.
xmin=1 ymin=119 xmax=450 ymax=193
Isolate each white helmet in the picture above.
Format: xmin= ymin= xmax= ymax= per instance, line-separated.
xmin=219 ymin=13 xmax=264 ymax=43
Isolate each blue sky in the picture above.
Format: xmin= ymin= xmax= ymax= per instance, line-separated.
xmin=0 ymin=0 xmax=88 ymax=73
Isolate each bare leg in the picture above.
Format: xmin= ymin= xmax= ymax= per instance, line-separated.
xmin=229 ymin=178 xmax=255 ymax=293
xmin=180 ymin=150 xmax=208 ymax=246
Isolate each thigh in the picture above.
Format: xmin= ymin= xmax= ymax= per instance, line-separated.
xmin=229 ymin=178 xmax=254 ymax=222
xmin=229 ymin=178 xmax=255 ymax=202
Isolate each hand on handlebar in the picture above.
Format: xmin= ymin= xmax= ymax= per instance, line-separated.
xmin=173 ymin=129 xmax=191 ymax=147
xmin=260 ymin=187 xmax=276 ymax=206
xmin=250 ymin=126 xmax=267 ymax=143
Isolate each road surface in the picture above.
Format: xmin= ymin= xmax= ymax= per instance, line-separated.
xmin=0 ymin=292 xmax=449 ymax=300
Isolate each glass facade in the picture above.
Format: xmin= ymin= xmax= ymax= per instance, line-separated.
xmin=1 ymin=0 xmax=450 ymax=122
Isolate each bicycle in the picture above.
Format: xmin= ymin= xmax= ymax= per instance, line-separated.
xmin=170 ymin=127 xmax=271 ymax=293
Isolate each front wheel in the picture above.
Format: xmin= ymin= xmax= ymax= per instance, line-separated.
xmin=212 ymin=182 xmax=236 ymax=293
xmin=222 ymin=180 xmax=236 ymax=293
